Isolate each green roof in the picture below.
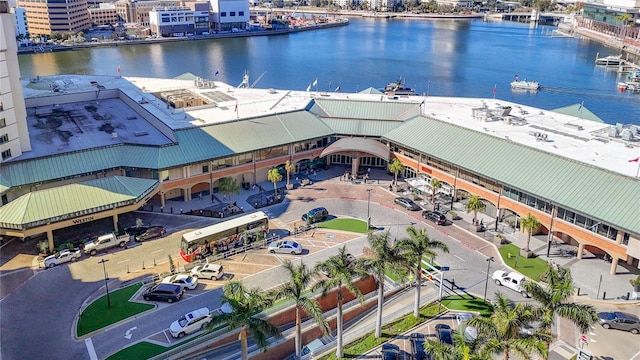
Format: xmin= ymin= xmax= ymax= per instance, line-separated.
xmin=383 ymin=116 xmax=640 ymax=236
xmin=321 ymin=118 xmax=407 ymax=136
xmin=309 ymin=98 xmax=422 ymax=121
xmin=0 ymin=176 xmax=159 ymax=229
xmin=551 ymin=104 xmax=604 ymax=123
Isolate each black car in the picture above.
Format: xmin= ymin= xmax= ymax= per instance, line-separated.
xmin=135 ymin=225 xmax=166 ymax=242
xmin=435 ymin=323 xmax=454 ymax=345
xmin=125 ymin=226 xmax=150 ymax=237
xmin=410 ymin=333 xmax=429 ymax=360
xmin=301 ymin=207 xmax=329 ymax=224
xmin=143 ymin=283 xmax=183 ymax=303
xmin=381 ymin=343 xmax=400 ymax=360
xmin=422 ymin=211 xmax=447 ymax=225
xmin=394 ymin=197 xmax=421 ymax=211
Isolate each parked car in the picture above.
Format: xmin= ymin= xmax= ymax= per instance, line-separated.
xmin=169 ymin=307 xmax=212 ymax=338
xmin=162 ymin=273 xmax=198 ymax=290
xmin=598 ymin=311 xmax=640 ymax=334
xmin=135 ymin=225 xmax=166 ymax=242
xmin=268 ymin=240 xmax=303 ymax=255
xmin=301 ymin=337 xmax=329 ymax=359
xmin=301 ymin=207 xmax=329 ymax=224
xmin=456 ymin=312 xmax=478 ymax=342
xmin=125 ymin=226 xmax=150 ymax=238
xmin=190 ymin=263 xmax=224 ymax=280
xmin=394 ymin=197 xmax=421 ymax=211
xmin=435 ymin=323 xmax=454 ymax=345
xmin=409 ymin=333 xmax=429 ymax=360
xmin=492 ymin=270 xmax=530 ymax=298
xmin=422 ymin=211 xmax=447 ymax=225
xmin=143 ymin=283 xmax=183 ymax=303
xmin=381 ymin=343 xmax=400 ymax=360
xmin=44 ymin=249 xmax=81 ymax=268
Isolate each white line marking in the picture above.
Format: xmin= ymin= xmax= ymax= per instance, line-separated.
xmin=454 ymin=255 xmax=465 ymax=262
xmin=85 ymin=338 xmax=98 ymax=360
xmin=630 ymin=349 xmax=640 ymax=360
xmin=151 ymin=249 xmax=164 ymax=254
xmin=117 ymin=259 xmax=131 ymax=264
xmin=163 ymin=330 xmax=171 ymax=344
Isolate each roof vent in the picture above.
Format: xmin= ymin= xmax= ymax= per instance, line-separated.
xmin=608 ymin=127 xmax=619 ymax=138
xmin=111 ymin=132 xmax=118 ymax=139
xmin=621 ymin=129 xmax=634 ymax=141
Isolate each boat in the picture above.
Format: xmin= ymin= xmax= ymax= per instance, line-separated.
xmin=595 ymin=54 xmax=622 ymax=66
xmin=510 ymin=79 xmax=540 ymax=90
xmin=383 ymin=78 xmax=416 ymax=96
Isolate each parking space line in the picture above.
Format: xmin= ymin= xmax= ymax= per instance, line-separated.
xmin=454 ymin=255 xmax=465 ymax=262
xmin=117 ymin=259 xmax=130 ymax=264
xmin=85 ymin=338 xmax=98 ymax=360
xmin=151 ymin=249 xmax=164 ymax=254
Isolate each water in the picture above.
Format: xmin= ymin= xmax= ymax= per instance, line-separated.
xmin=17 ymin=18 xmax=640 ymax=125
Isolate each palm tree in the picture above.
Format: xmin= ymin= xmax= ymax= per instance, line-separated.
xmin=465 ymin=195 xmax=486 ymax=225
xmin=387 ymin=158 xmax=404 ymax=188
xmin=520 ymin=213 xmax=541 ymax=252
xmin=363 ymin=230 xmax=407 ymax=338
xmin=219 ymin=177 xmax=240 ymax=206
xmin=314 ymin=245 xmax=369 ymax=358
xmin=273 ymin=261 xmax=329 ymax=360
xmin=284 ymin=160 xmax=295 ymax=188
xmin=423 ymin=329 xmax=492 ymax=360
xmin=395 ymin=225 xmax=449 ymax=317
xmin=467 ymin=292 xmax=550 ymax=360
xmin=267 ymin=168 xmax=283 ymax=197
xmin=430 ymin=177 xmax=442 ymax=203
xmin=523 ymin=266 xmax=598 ymax=360
xmin=208 ymin=281 xmax=281 ymax=360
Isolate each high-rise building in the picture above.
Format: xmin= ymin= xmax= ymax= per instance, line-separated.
xmin=0 ymin=0 xmax=30 ymax=163
xmin=17 ymin=0 xmax=91 ymax=36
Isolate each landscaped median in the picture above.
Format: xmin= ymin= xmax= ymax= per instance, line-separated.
xmin=77 ymin=283 xmax=154 ymax=337
xmin=497 ymin=243 xmax=550 ymax=282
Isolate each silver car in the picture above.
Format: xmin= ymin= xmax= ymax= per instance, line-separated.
xmin=268 ymin=240 xmax=303 ymax=255
xmin=598 ymin=311 xmax=640 ymax=334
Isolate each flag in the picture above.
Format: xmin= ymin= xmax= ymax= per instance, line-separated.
xmin=312 ymin=78 xmax=317 ymax=87
xmin=492 ymin=84 xmax=497 ymax=95
xmin=578 ymin=101 xmax=584 ymax=112
xmin=306 ymin=83 xmax=311 ymax=92
xmin=117 ymin=65 xmax=121 ymax=73
xmin=328 ymin=80 xmax=332 ymax=90
xmin=234 ymin=102 xmax=238 ymax=113
xmin=215 ymin=70 xmax=219 ymax=76
xmin=335 ymin=85 xmax=341 ymax=92
xmin=629 ymin=157 xmax=640 ymax=163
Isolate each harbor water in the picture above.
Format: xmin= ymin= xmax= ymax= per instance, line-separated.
xmin=17 ymin=18 xmax=640 ymax=125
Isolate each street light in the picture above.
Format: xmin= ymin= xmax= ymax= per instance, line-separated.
xmin=366 ymin=188 xmax=372 ymax=231
xmin=98 ymin=259 xmax=111 ymax=308
xmin=483 ymin=256 xmax=495 ymax=302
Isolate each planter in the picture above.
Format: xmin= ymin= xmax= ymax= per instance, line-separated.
xmin=447 ymin=212 xmax=460 ymax=221
xmin=286 ymin=183 xmax=294 ymax=190
xmin=520 ymin=248 xmax=535 ymax=258
xmin=633 ymin=284 xmax=640 ymax=292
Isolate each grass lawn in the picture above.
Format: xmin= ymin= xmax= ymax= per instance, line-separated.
xmin=320 ymin=303 xmax=445 ymax=360
xmin=105 ymin=341 xmax=167 ymax=360
xmin=317 ymin=218 xmax=369 ymax=233
xmin=498 ymin=244 xmax=550 ymax=282
xmin=440 ymin=294 xmax=494 ymax=317
xmin=77 ymin=283 xmax=154 ymax=337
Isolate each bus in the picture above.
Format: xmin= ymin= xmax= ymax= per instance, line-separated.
xmin=180 ymin=211 xmax=269 ymax=263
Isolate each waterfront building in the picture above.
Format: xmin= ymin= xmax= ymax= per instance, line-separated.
xmin=88 ymin=3 xmax=120 ymax=26
xmin=11 ymin=7 xmax=29 ymax=45
xmin=114 ymin=0 xmax=181 ymax=27
xmin=208 ymin=0 xmax=249 ymax=31
xmin=582 ymin=0 xmax=640 ymax=27
xmin=0 ymin=0 xmax=30 ymax=163
xmin=149 ymin=5 xmax=197 ymax=36
xmin=1 ymin=71 xmax=640 ymax=276
xmin=17 ymin=0 xmax=91 ymax=36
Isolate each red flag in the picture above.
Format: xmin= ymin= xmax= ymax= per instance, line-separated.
xmin=629 ymin=157 xmax=639 ymax=163
xmin=117 ymin=65 xmax=121 ymax=73
xmin=493 ymin=84 xmax=497 ymax=95
xmin=234 ymin=102 xmax=238 ymax=112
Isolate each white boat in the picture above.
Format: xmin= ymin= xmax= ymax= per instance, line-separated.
xmin=595 ymin=55 xmax=622 ymax=66
xmin=383 ymin=78 xmax=416 ymax=96
xmin=511 ymin=79 xmax=540 ymax=90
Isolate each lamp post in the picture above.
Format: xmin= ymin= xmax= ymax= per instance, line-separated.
xmin=98 ymin=259 xmax=111 ymax=308
xmin=366 ymin=188 xmax=372 ymax=231
xmin=483 ymin=256 xmax=494 ymax=302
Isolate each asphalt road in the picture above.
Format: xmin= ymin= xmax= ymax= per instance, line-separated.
xmin=0 ymin=192 xmax=630 ymax=360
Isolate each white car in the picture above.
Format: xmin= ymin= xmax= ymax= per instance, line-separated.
xmin=44 ymin=249 xmax=81 ymax=268
xmin=169 ymin=307 xmax=212 ymax=338
xmin=492 ymin=270 xmax=530 ymax=298
xmin=190 ymin=263 xmax=224 ymax=280
xmin=456 ymin=312 xmax=478 ymax=342
xmin=268 ymin=240 xmax=303 ymax=255
xmin=162 ymin=274 xmax=198 ymax=290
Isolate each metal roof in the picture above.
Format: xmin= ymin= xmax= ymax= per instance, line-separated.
xmin=383 ymin=116 xmax=640 ymax=235
xmin=309 ymin=98 xmax=421 ymax=121
xmin=0 ymin=176 xmax=159 ymax=229
xmin=551 ymin=104 xmax=603 ymax=123
xmin=320 ymin=118 xmax=405 ymax=136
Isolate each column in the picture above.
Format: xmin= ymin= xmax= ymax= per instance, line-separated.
xmin=610 ymin=257 xmax=619 ymax=275
xmin=576 ymin=243 xmax=584 ymax=260
xmin=615 ymin=232 xmax=623 ymax=244
xmin=185 ymin=187 xmax=191 ymax=201
xmin=351 ymin=157 xmax=360 ymax=178
xmin=161 ymin=192 xmax=166 ymax=208
xmin=47 ymin=229 xmax=54 ymax=253
xmin=112 ymin=214 xmax=119 ymax=232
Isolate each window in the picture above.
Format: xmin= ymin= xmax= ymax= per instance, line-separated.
xmin=1 ymin=149 xmax=12 ymax=160
xmin=239 ymin=11 xmax=244 ymax=16
xmin=230 ymin=11 xmax=235 ymax=16
xmin=0 ymin=134 xmax=8 ymax=144
xmin=202 ymin=165 xmax=209 ymax=173
xmin=221 ymin=12 xmax=226 ymax=17
xmin=0 ymin=118 xmax=5 ymax=128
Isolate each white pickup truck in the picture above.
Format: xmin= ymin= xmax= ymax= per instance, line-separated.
xmin=492 ymin=270 xmax=530 ymax=298
xmin=44 ymin=249 xmax=81 ymax=268
xmin=83 ymin=233 xmax=131 ymax=256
